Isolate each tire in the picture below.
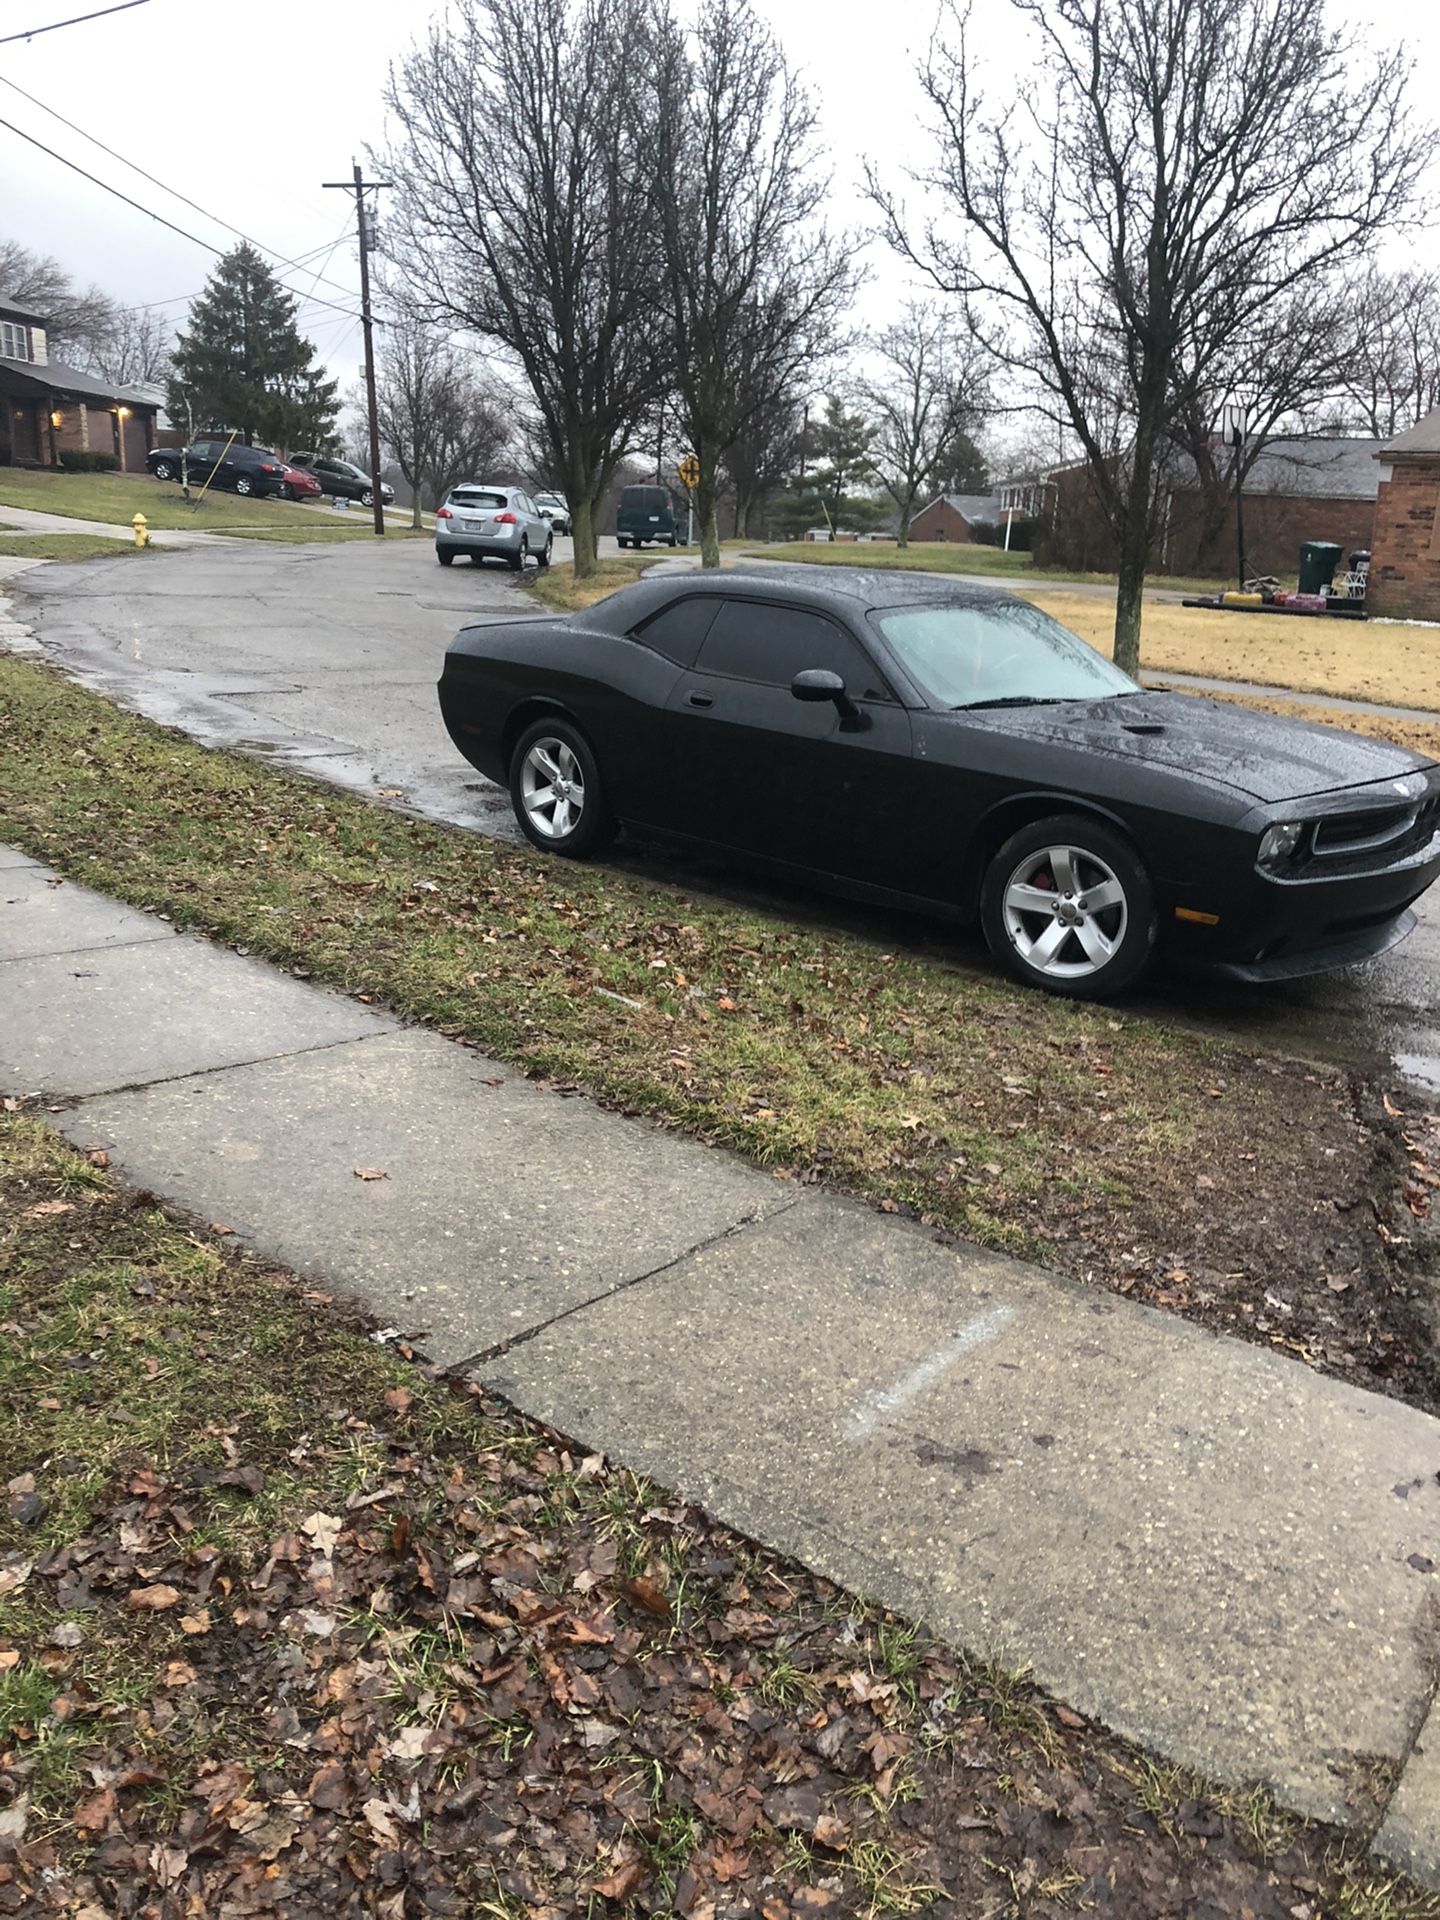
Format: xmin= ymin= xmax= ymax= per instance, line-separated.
xmin=509 ymin=536 xmax=528 ymax=573
xmin=359 ymin=489 xmax=375 ymax=508
xmin=668 ymin=533 xmax=677 ymax=547
xmin=509 ymin=718 xmax=616 ymax=858
xmin=152 ymin=461 xmax=175 ymax=482
xmin=437 ymin=548 xmax=455 ymax=566
xmin=980 ymin=813 xmax=1155 ymax=1000
xmin=538 ymin=535 xmax=553 ymax=568
xmin=618 ymin=537 xmax=630 ymax=549
xmin=234 ymin=475 xmax=253 ymax=497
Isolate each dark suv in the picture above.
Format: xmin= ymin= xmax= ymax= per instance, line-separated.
xmin=146 ymin=441 xmax=289 ymax=498
xmin=288 ymin=451 xmax=395 ymax=508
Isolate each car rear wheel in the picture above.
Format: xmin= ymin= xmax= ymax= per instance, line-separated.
xmin=509 ymin=536 xmax=528 ymax=572
xmin=509 ymin=719 xmax=616 ymax=858
xmin=437 ymin=548 xmax=454 ymax=566
xmin=980 ymin=814 xmax=1155 ymax=1000
xmin=233 ymin=475 xmax=253 ymax=496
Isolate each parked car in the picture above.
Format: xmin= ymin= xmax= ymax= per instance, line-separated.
xmin=286 ymin=451 xmax=394 ymax=508
xmin=617 ymin=484 xmax=678 ymax=548
xmin=276 ymin=460 xmax=322 ymax=502
xmin=145 ymin=440 xmax=289 ymax=498
xmin=534 ymin=491 xmax=572 ymax=536
xmin=434 ymin=482 xmax=553 ymax=570
xmin=437 ymin=567 xmax=1440 ymax=1000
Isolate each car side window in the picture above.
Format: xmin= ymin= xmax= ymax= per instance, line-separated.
xmin=696 ymin=601 xmax=891 ymax=699
xmin=633 ymin=596 xmax=721 ymax=670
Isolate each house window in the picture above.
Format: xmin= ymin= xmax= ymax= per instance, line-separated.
xmin=0 ymin=320 xmax=30 ymax=361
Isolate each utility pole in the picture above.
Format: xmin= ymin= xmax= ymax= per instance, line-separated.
xmin=324 ymin=161 xmax=390 ymax=537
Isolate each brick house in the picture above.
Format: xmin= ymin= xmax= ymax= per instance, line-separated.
xmin=1366 ymin=408 xmax=1440 ymax=622
xmin=0 ymin=292 xmax=159 ymax=472
xmin=908 ymin=491 xmax=1002 ymax=542
xmin=1037 ymin=438 xmax=1382 ymax=579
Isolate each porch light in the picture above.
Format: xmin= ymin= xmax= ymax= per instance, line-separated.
xmin=50 ymin=410 xmax=62 ymax=428
xmin=116 ymin=406 xmax=130 ymax=419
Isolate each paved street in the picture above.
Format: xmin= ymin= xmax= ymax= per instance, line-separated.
xmin=3 ymin=852 xmax=1438 ymax=1884
xmin=9 ymin=536 xmax=1440 ymax=1091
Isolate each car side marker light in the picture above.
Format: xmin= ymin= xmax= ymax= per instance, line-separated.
xmin=1174 ymin=907 xmax=1221 ymax=925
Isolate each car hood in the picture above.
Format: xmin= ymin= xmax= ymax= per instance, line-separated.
xmin=953 ymin=691 xmax=1433 ymax=802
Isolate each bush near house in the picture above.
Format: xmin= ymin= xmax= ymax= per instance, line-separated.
xmin=55 ymin=451 xmax=119 ymax=474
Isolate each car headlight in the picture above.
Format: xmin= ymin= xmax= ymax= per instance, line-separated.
xmin=1259 ymin=821 xmax=1305 ymax=868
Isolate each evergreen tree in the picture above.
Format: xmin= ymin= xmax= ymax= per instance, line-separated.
xmin=167 ymin=244 xmax=339 ymax=450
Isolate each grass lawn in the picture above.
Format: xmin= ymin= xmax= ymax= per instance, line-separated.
xmin=0 ymin=532 xmax=137 ymax=560
xmin=0 ymin=468 xmax=344 ymax=534
xmin=1027 ymin=591 xmax=1440 ymax=713
xmin=525 ymin=551 xmax=662 ymax=611
xmin=0 ymin=650 xmax=1434 ymax=1420
xmin=5 ymin=1118 xmax=1429 ymax=1916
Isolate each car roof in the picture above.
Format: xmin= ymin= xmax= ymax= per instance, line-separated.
xmin=581 ymin=564 xmax=1022 ymax=633
xmin=449 ymin=479 xmax=514 ymax=493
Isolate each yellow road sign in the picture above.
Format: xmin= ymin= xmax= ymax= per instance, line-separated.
xmin=678 ymin=454 xmax=700 ymax=490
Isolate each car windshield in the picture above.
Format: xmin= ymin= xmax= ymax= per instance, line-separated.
xmin=871 ymin=600 xmax=1138 ymax=709
xmin=450 ymin=489 xmax=508 ymax=509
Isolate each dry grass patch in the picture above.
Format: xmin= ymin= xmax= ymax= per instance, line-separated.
xmin=1025 ymin=591 xmax=1440 ymax=711
xmin=524 ymin=552 xmax=664 ymax=612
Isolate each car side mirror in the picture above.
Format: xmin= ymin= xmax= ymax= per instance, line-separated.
xmin=792 ymin=669 xmax=860 ymax=720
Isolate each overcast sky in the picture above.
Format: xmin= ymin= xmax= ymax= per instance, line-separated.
xmin=2 ymin=0 xmax=1437 ymax=409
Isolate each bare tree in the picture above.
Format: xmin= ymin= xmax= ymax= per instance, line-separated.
xmin=724 ymin=378 xmax=805 ymax=539
xmin=84 ymin=307 xmax=172 ymax=388
xmin=871 ymin=0 xmax=1434 ymax=672
xmin=1325 ymin=266 xmax=1440 ymax=439
xmin=861 ymin=304 xmax=991 ymax=547
xmin=650 ymin=0 xmax=854 ymax=568
xmin=0 ymin=238 xmax=117 ymax=365
xmin=383 ymin=0 xmax=664 ymax=575
xmin=375 ymin=304 xmax=510 ymax=526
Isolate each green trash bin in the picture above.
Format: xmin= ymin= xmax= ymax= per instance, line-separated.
xmin=1298 ymin=540 xmax=1342 ymax=595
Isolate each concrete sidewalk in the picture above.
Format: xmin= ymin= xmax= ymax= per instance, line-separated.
xmin=3 ymin=851 xmax=1439 ymax=1884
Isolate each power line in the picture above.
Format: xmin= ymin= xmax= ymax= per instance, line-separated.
xmin=0 ymin=114 xmax=360 ymax=319
xmin=0 ymin=71 xmax=361 ymax=306
xmin=0 ymin=0 xmax=148 ymax=45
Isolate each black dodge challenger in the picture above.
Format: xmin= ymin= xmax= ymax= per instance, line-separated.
xmin=437 ymin=567 xmax=1440 ymax=999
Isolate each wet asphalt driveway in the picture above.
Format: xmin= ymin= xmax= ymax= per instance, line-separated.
xmin=13 ymin=538 xmax=1440 ymax=1093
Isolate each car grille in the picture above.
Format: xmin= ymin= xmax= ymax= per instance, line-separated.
xmin=1305 ymin=796 xmax=1440 ymax=875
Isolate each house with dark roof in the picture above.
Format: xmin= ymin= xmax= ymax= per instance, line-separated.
xmin=0 ymin=292 xmax=159 ymax=472
xmin=1160 ymin=436 xmax=1384 ymax=577
xmin=908 ymin=490 xmax=1002 ymax=542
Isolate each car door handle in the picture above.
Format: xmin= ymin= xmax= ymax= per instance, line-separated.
xmin=686 ymin=691 xmax=714 ymax=709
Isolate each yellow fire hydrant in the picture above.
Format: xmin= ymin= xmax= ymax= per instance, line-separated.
xmin=132 ymin=513 xmax=150 ymax=549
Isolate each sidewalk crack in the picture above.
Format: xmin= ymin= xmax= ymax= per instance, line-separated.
xmin=451 ymin=1193 xmax=801 ymax=1373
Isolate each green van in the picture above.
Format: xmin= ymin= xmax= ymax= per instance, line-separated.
xmin=617 ymin=484 xmax=678 ymax=548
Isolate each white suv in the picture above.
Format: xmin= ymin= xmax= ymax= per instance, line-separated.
xmin=435 ymin=483 xmax=554 ymax=570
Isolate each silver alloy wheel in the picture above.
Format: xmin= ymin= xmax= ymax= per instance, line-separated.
xmin=1001 ymin=844 xmax=1128 ymax=980
xmin=520 ymin=736 xmax=585 ymax=839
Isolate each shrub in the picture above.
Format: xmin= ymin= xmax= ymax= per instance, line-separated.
xmin=57 ymin=450 xmax=120 ymax=474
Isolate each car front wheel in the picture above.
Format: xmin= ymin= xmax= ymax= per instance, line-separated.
xmin=509 ymin=719 xmax=616 ymax=858
xmin=980 ymin=814 xmax=1155 ymax=1000
xmin=537 ymin=535 xmax=553 ymax=568
xmin=152 ymin=461 xmax=175 ymax=482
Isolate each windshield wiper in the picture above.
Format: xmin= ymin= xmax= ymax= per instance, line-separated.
xmin=953 ymin=695 xmax=1067 ymax=711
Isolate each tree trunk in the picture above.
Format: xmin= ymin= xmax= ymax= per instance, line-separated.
xmin=1113 ymin=530 xmax=1147 ymax=678
xmin=698 ymin=468 xmax=721 ymax=569
xmin=410 ymin=475 xmax=424 ymax=531
xmin=571 ymin=494 xmax=598 ymax=578
xmin=734 ymin=490 xmax=752 ymax=541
